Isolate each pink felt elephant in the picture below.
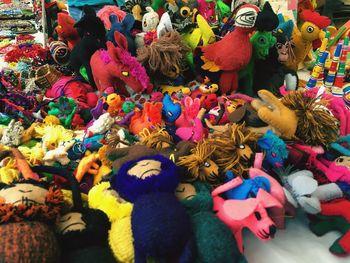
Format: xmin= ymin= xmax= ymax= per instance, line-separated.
xmin=90 ymin=31 xmax=152 ymax=96
xmin=212 ymin=176 xmax=282 ymax=253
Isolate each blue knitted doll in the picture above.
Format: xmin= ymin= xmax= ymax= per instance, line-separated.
xmin=111 ymin=155 xmax=194 ymax=263
xmin=177 ymin=181 xmax=247 ymax=263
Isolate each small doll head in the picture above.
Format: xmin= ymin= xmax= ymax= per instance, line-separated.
xmin=111 ymin=154 xmax=179 ymax=202
xmin=142 ymin=7 xmax=159 ymax=32
xmin=139 ymin=127 xmax=175 ymax=150
xmin=0 ymin=180 xmax=64 ymax=223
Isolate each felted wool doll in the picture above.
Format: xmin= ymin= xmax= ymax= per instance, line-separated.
xmin=56 ymin=12 xmax=80 ymax=50
xmin=107 ymin=14 xmax=137 ymax=56
xmin=209 ymin=122 xmax=258 ymax=177
xmin=177 ymin=140 xmax=221 ymax=186
xmin=88 ymin=182 xmax=135 ymax=263
xmin=111 ymin=155 xmax=194 ymax=263
xmin=90 ymin=31 xmax=151 ymax=96
xmin=70 ymin=6 xmax=106 ymax=89
xmin=122 ymin=0 xmax=150 ymax=29
xmin=286 ymin=10 xmax=331 ymax=70
xmin=135 ymin=7 xmax=160 ymax=49
xmin=309 ymin=198 xmax=350 ymax=256
xmin=169 ymin=0 xmax=198 ymax=32
xmin=48 ymin=170 xmax=116 ymax=263
xmin=197 ymin=2 xmax=278 ymax=94
xmin=97 ymin=5 xmax=126 ymax=30
xmin=238 ymin=30 xmax=277 ymax=96
xmin=137 ymin=31 xmax=191 ymax=84
xmin=0 ymin=179 xmax=65 ymax=263
xmin=176 ymin=182 xmax=247 ymax=263
xmin=129 ymin=102 xmax=163 ymax=134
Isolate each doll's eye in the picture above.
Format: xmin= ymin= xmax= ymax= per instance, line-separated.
xmin=276 ymin=43 xmax=283 ymax=49
xmin=204 ymin=161 xmax=210 ymax=167
xmin=171 ymin=66 xmax=177 ymax=72
xmin=238 ymin=144 xmax=245 ymax=149
xmin=180 ymin=7 xmax=191 ymax=17
xmin=254 ymin=211 xmax=262 ymax=220
xmin=307 ymin=26 xmax=314 ymax=33
xmin=271 ymin=152 xmax=276 ymax=157
xmin=122 ymin=71 xmax=129 ymax=76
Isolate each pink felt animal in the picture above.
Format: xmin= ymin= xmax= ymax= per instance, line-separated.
xmin=175 ymin=96 xmax=201 ymax=128
xmin=212 ymin=177 xmax=282 ymax=253
xmin=90 ymin=31 xmax=152 ymax=96
xmin=46 ymin=76 xmax=98 ymax=109
xmin=176 ymin=106 xmax=206 ymax=142
xmin=197 ymin=0 xmax=217 ymax=25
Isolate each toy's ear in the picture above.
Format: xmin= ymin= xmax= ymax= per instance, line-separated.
xmin=107 ymin=41 xmax=121 ymax=62
xmin=109 ymin=14 xmax=119 ymax=25
xmin=114 ymin=31 xmax=128 ymax=51
xmin=157 ymin=12 xmax=173 ymax=38
xmin=196 ymin=14 xmax=215 ymax=45
xmin=256 ymin=189 xmax=282 ymax=208
xmin=223 ymin=199 xmax=259 ymax=220
xmin=123 ymin=14 xmax=135 ymax=32
xmin=258 ymin=136 xmax=271 ymax=149
xmin=82 ymin=5 xmax=96 ymax=16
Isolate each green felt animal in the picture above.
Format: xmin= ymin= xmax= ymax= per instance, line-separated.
xmin=176 ymin=182 xmax=246 ymax=263
xmin=238 ymin=31 xmax=276 ymax=96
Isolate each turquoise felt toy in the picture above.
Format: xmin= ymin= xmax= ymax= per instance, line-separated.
xmin=330 ymin=135 xmax=350 ymax=156
xmin=48 ymin=97 xmax=77 ymax=129
xmin=177 ymin=181 xmax=247 ymax=263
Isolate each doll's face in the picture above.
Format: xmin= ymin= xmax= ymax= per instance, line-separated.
xmin=127 ymin=159 xmax=162 ymax=178
xmin=175 ymin=183 xmax=196 ymax=200
xmin=199 ymin=83 xmax=218 ymax=94
xmin=0 ymin=183 xmax=48 ymax=206
xmin=165 ymin=64 xmax=181 ymax=79
xmin=335 ymin=156 xmax=350 ymax=169
xmin=56 ymin=212 xmax=86 ymax=235
xmin=238 ymin=144 xmax=253 ymax=162
xmin=276 ymin=42 xmax=289 ymax=63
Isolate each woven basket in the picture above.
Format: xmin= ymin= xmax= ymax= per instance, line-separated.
xmin=34 ymin=64 xmax=61 ymax=89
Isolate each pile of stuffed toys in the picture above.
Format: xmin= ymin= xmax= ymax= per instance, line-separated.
xmin=1 ymin=0 xmax=350 ymax=262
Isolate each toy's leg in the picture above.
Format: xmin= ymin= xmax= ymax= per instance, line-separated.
xmin=330 ymin=236 xmax=348 ymax=255
xmin=309 ymin=218 xmax=336 ymax=236
xmin=219 ymin=71 xmax=237 ymax=94
xmin=134 ymin=249 xmax=147 ymax=263
xmin=233 ymin=230 xmax=244 ymax=254
xmin=178 ymin=238 xmax=195 ymax=263
xmin=84 ymin=63 xmax=98 ymax=90
xmin=337 ymin=230 xmax=350 ymax=255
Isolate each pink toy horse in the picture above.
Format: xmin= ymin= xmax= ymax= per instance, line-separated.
xmin=197 ymin=0 xmax=217 ymax=25
xmin=90 ymin=31 xmax=152 ymax=96
xmin=212 ymin=176 xmax=282 ymax=253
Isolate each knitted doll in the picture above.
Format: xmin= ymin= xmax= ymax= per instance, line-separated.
xmin=111 ymin=155 xmax=194 ymax=263
xmin=309 ymin=198 xmax=350 ymax=255
xmin=176 ymin=182 xmax=247 ymax=263
xmin=0 ymin=179 xmax=65 ymax=262
xmin=31 ymin=167 xmax=116 ymax=263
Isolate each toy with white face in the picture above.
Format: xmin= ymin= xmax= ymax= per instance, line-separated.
xmin=56 ymin=212 xmax=87 ymax=235
xmin=0 ymin=183 xmax=48 ymax=206
xmin=127 ymin=159 xmax=162 ymax=179
xmin=142 ymin=7 xmax=159 ymax=32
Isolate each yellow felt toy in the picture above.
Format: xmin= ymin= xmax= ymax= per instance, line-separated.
xmin=182 ymin=14 xmax=216 ymax=50
xmin=18 ymin=142 xmax=44 ymax=166
xmin=34 ymin=124 xmax=74 ymax=152
xmin=88 ymin=182 xmax=134 ymax=263
xmin=0 ymin=157 xmax=20 ymax=184
xmin=286 ymin=10 xmax=330 ymax=71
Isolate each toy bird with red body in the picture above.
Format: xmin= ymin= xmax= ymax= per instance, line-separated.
xmin=198 ymin=2 xmax=278 ymax=94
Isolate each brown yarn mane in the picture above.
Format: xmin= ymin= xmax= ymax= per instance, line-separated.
xmin=137 ymin=31 xmax=191 ymax=76
xmin=209 ymin=123 xmax=258 ymax=176
xmin=0 ymin=186 xmax=64 ymax=224
xmin=281 ymin=90 xmax=339 ymax=147
xmin=139 ymin=127 xmax=175 ymax=150
xmin=177 ymin=140 xmax=216 ymax=181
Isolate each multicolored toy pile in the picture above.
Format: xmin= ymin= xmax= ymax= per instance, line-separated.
xmin=1 ymin=0 xmax=350 ymax=262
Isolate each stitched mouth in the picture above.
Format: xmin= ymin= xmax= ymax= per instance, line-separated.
xmin=141 ymin=169 xmax=161 ymax=178
xmin=13 ymin=197 xmax=41 ymax=206
xmin=61 ymin=222 xmax=86 ymax=234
